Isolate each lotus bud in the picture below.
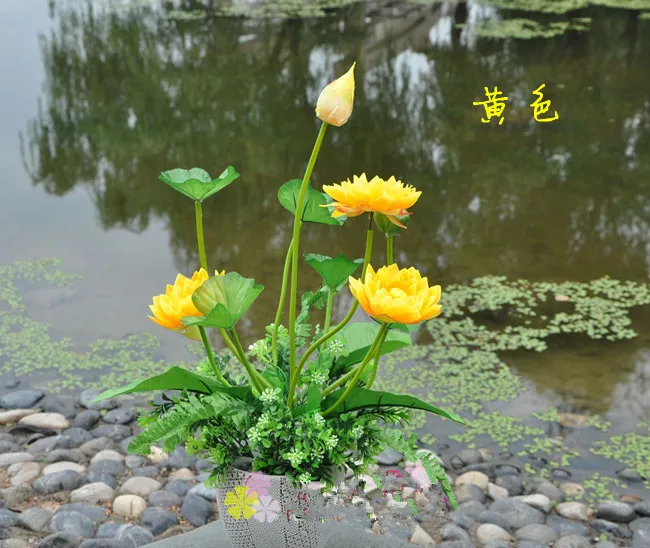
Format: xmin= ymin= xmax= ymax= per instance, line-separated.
xmin=315 ymin=63 xmax=356 ymax=127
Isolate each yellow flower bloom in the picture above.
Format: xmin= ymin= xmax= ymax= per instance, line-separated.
xmin=224 ymin=485 xmax=259 ymax=520
xmin=148 ymin=268 xmax=225 ymax=338
xmin=315 ymin=63 xmax=356 ymax=127
xmin=322 ymin=174 xmax=421 ymax=228
xmin=349 ymin=264 xmax=441 ymax=324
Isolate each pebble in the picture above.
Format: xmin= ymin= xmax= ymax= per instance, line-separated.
xmin=553 ymin=535 xmax=591 ymax=548
xmin=477 ymin=523 xmax=513 ymax=544
xmin=148 ymin=490 xmax=183 ymax=508
xmin=0 ymin=510 xmax=19 ymax=527
xmin=58 ymin=504 xmax=107 ymax=524
xmin=79 ymin=437 xmax=116 ymax=457
xmin=57 ymin=428 xmax=94 ymax=448
xmin=0 ymin=452 xmax=35 ymax=467
xmin=78 ymin=541 xmax=121 ymax=548
xmin=50 ymin=510 xmax=96 ymax=538
xmin=114 ymin=524 xmax=154 ymax=546
xmin=534 ymin=481 xmax=565 ymax=502
xmin=131 ymin=466 xmax=158 ymax=478
xmin=494 ymin=464 xmax=520 ymax=477
xmin=42 ymin=461 xmax=86 ymax=476
xmin=0 ymin=484 xmax=32 ymax=507
xmin=147 ymin=446 xmax=168 ymax=465
xmin=455 ymin=471 xmax=489 ymax=492
xmin=163 ymin=447 xmax=196 ymax=470
xmin=635 ymin=501 xmax=650 ymax=517
xmin=91 ymin=424 xmax=131 ymax=442
xmin=40 ymin=398 xmax=76 ymax=419
xmin=458 ymin=500 xmax=486 ymax=521
xmin=72 ymin=410 xmax=101 ymax=431
xmin=33 ymin=470 xmax=86 ymax=494
xmin=27 ymin=436 xmax=58 ymax=456
xmin=441 ymin=523 xmax=470 ymax=542
xmin=90 ymin=450 xmax=124 ymax=464
xmin=166 ymin=479 xmax=192 ymax=497
xmin=617 ymin=468 xmax=643 ymax=483
xmin=451 ymin=512 xmax=475 ymax=531
xmin=516 ymin=494 xmax=552 ymax=514
xmin=102 ymin=408 xmax=136 ymax=425
xmin=477 ymin=510 xmax=511 ymax=531
xmin=456 ymin=483 xmax=486 ymax=504
xmin=79 ymin=390 xmax=117 ymax=411
xmin=96 ymin=523 xmax=122 ymax=539
xmin=120 ymin=476 xmax=161 ymax=497
xmin=590 ymin=518 xmax=632 ymax=538
xmin=169 ymin=468 xmax=195 ymax=482
xmin=594 ymin=542 xmax=617 ymax=548
xmin=38 ymin=533 xmax=84 ymax=548
xmin=515 ymin=523 xmax=558 ymax=544
xmin=596 ymin=500 xmax=636 ymax=523
xmin=559 ymin=482 xmax=584 ymax=497
xmin=375 ymin=448 xmax=403 ymax=466
xmin=88 ymin=459 xmax=124 ymax=476
xmin=187 ymin=483 xmax=218 ymax=502
xmin=495 ymin=475 xmax=523 ymax=496
xmin=0 ymin=390 xmax=44 ymax=409
xmin=487 ymin=482 xmax=509 ymax=501
xmin=19 ymin=413 xmax=69 ymax=431
xmin=44 ymin=449 xmax=84 ymax=464
xmin=87 ymin=472 xmax=117 ymax=489
xmin=631 ymin=518 xmax=650 ymax=548
xmin=489 ymin=499 xmax=545 ymax=531
xmin=181 ymin=493 xmax=214 ymax=526
xmin=0 ymin=439 xmax=19 ymax=453
xmin=113 ymin=495 xmax=147 ymax=518
xmin=125 ymin=455 xmax=145 ymax=469
xmin=556 ymin=502 xmax=590 ymax=521
xmin=139 ymin=507 xmax=179 ymax=535
xmin=70 ymin=483 xmax=115 ymax=504
xmin=8 ymin=461 xmax=41 ymax=486
xmin=546 ymin=515 xmax=590 ymax=537
xmin=0 ymin=409 xmax=38 ymax=425
xmin=18 ymin=507 xmax=53 ymax=532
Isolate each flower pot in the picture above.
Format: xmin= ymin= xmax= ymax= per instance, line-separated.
xmin=215 ymin=467 xmax=330 ymax=548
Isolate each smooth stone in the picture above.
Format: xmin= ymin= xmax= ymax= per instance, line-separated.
xmin=79 ymin=437 xmax=116 ymax=457
xmin=455 ymin=471 xmax=490 ymax=491
xmin=148 ymin=490 xmax=182 ymax=508
xmin=166 ymin=479 xmax=192 ymax=497
xmin=517 ymin=542 xmax=546 ymax=548
xmin=552 ymin=469 xmax=572 ymax=480
xmin=0 ymin=409 xmax=38 ymax=424
xmin=87 ymin=472 xmax=117 ymax=489
xmin=19 ymin=413 xmax=69 ymax=431
xmin=113 ymin=495 xmax=147 ymax=518
xmin=27 ymin=436 xmax=58 ymax=456
xmin=556 ymin=502 xmax=590 ymax=521
xmin=91 ymin=425 xmax=131 ymax=442
xmin=50 ymin=511 xmax=96 ymax=538
xmin=0 ymin=509 xmax=19 ymax=527
xmin=56 ymin=428 xmax=94 ymax=449
xmin=57 ymin=504 xmax=107 ymax=524
xmin=114 ymin=524 xmax=154 ymax=546
xmin=495 ymin=475 xmax=523 ymax=496
xmin=102 ymin=408 xmax=136 ymax=425
xmin=131 ymin=466 xmax=158 ymax=478
xmin=560 ymin=483 xmax=584 ymax=497
xmin=594 ymin=542 xmax=617 ymax=548
xmin=451 ymin=512 xmax=475 ymax=531
xmin=70 ymin=483 xmax=115 ymax=504
xmin=487 ymin=482 xmax=509 ymax=501
xmin=617 ymin=468 xmax=643 ymax=483
xmin=125 ymin=455 xmax=145 ymax=469
xmin=146 ymin=446 xmax=168 ymax=465
xmin=455 ymin=449 xmax=483 ymax=467
xmin=483 ymin=542 xmax=508 ymax=548
xmin=181 ymin=493 xmax=214 ymax=526
xmin=0 ymin=390 xmax=43 ymax=409
xmin=635 ymin=501 xmax=650 ymax=517
xmin=162 ymin=447 xmax=195 ymax=470
xmin=516 ymin=524 xmax=558 ymax=544
xmin=73 ymin=410 xmax=101 ymax=431
xmin=553 ymin=535 xmax=591 ymax=548
xmin=494 ymin=464 xmax=521 ymax=477
xmin=0 ymin=452 xmax=35 ymax=467
xmin=42 ymin=461 xmax=86 ymax=476
xmin=630 ymin=517 xmax=650 ymax=533
xmin=38 ymin=533 xmax=83 ymax=548
xmin=590 ymin=518 xmax=632 ymax=538
xmin=44 ymin=449 xmax=84 ymax=465
xmin=488 ymin=499 xmax=545 ymax=531
xmin=33 ymin=470 xmax=85 ymax=494
xmin=88 ymin=459 xmax=124 ymax=476
xmin=1 ymin=539 xmax=30 ymax=548
xmin=8 ymin=461 xmax=41 ymax=486
xmin=534 ymin=481 xmax=565 ymax=502
xmin=456 ymin=483 xmax=486 ymax=504
xmin=18 ymin=507 xmax=53 ymax=532
xmin=0 ymin=484 xmax=33 ymax=507
xmin=187 ymin=483 xmax=218 ymax=502
xmin=477 ymin=523 xmax=513 ymax=544
xmin=90 ymin=450 xmax=124 ymax=464
xmin=78 ymin=390 xmax=117 ymax=411
xmin=516 ymin=494 xmax=552 ymax=514
xmin=596 ymin=500 xmax=636 ymax=523
xmin=631 ymin=517 xmax=650 ymax=548
xmin=139 ymin=507 xmax=179 ymax=535
xmin=120 ymin=477 xmax=161 ymax=497
xmin=441 ymin=523 xmax=470 ymax=542
xmin=0 ymin=440 xmax=20 ymax=453
xmin=457 ymin=500 xmax=486 ymax=521
xmin=194 ymin=459 xmax=211 ymax=473
xmin=546 ymin=515 xmax=590 ymax=537
xmin=39 ymin=397 xmax=76 ymax=419
xmin=375 ymin=448 xmax=403 ymax=466
xmin=78 ymin=541 xmax=122 ymax=548
xmin=168 ymin=468 xmax=195 ymax=482
xmin=119 ymin=436 xmax=135 ymax=453
xmin=96 ymin=522 xmax=122 ymax=539
xmin=478 ymin=510 xmax=511 ymax=531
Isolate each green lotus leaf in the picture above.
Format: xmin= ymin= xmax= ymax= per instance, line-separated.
xmin=278 ymin=179 xmax=344 ymax=225
xmin=304 ymin=253 xmax=363 ymax=290
xmin=159 ymin=166 xmax=240 ymax=202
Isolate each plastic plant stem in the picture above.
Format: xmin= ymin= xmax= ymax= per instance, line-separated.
xmin=271 ymin=238 xmax=293 ymax=365
xmin=324 ymin=288 xmax=334 ymax=332
xmin=323 ymin=323 xmax=389 ymax=416
xmin=288 ymin=122 xmax=329 ymax=388
xmin=287 ymin=217 xmax=374 ymax=406
xmin=229 ymin=328 xmax=272 ymax=392
xmin=365 ymin=325 xmax=389 ymax=389
xmin=321 ymin=365 xmax=356 ymax=397
xmin=387 ymin=234 xmax=394 ymax=265
xmin=198 ymin=326 xmax=231 ymax=386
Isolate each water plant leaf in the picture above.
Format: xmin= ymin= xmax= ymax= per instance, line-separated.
xmin=324 ymin=387 xmax=465 ymax=424
xmin=183 ymin=272 xmax=264 ymax=330
xmin=93 ymin=366 xmax=251 ymax=401
xmin=159 ymin=166 xmax=239 ymax=202
xmin=278 ymin=179 xmax=343 ymax=225
xmin=304 ymin=253 xmax=363 ymax=290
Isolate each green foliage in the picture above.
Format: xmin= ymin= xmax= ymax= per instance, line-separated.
xmin=304 ymin=254 xmax=362 ymax=290
xmin=277 ymin=179 xmax=343 ymax=226
xmin=591 ymin=422 xmax=650 ymax=485
xmin=158 ymin=166 xmax=239 ymax=202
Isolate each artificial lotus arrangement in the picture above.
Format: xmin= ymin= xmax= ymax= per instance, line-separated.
xmin=95 ymin=63 xmax=465 ymax=515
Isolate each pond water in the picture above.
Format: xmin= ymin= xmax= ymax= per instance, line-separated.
xmin=1 ymin=0 xmax=650 ymax=491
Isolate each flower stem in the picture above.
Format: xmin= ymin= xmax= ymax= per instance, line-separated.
xmin=386 ymin=234 xmax=394 ymax=265
xmin=271 ymin=239 xmax=293 ymax=366
xmin=288 ymin=122 xmax=329 ymax=392
xmin=198 ymin=326 xmax=231 ymax=386
xmin=324 ymin=288 xmax=334 ymax=332
xmin=229 ymin=328 xmax=272 ymax=392
xmin=323 ymin=323 xmax=389 ymax=416
xmin=365 ymin=326 xmax=389 ymax=389
xmin=287 ymin=219 xmax=374 ymax=407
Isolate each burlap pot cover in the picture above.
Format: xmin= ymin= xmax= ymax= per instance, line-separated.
xmin=215 ymin=467 xmax=331 ymax=548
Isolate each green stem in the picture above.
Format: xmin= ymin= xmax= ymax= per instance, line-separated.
xmin=386 ymin=234 xmax=394 ymax=265
xmin=229 ymin=328 xmax=272 ymax=392
xmin=288 ymin=122 xmax=329 ymax=391
xmin=195 ymin=201 xmax=208 ymax=272
xmin=324 ymin=289 xmax=334 ymax=332
xmin=287 ymin=219 xmax=374 ymax=406
xmin=365 ymin=326 xmax=389 ymax=389
xmin=322 ymin=366 xmax=356 ymax=397
xmin=198 ymin=326 xmax=231 ymax=386
xmin=323 ymin=323 xmax=389 ymax=416
xmin=271 ymin=239 xmax=294 ymax=365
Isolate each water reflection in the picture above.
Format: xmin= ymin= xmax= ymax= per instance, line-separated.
xmin=20 ymin=0 xmax=650 ymax=415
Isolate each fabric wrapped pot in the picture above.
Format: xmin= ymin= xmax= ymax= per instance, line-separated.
xmin=215 ymin=467 xmax=330 ymax=548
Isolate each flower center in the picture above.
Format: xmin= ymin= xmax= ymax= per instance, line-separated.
xmin=389 ymin=287 xmax=408 ymax=299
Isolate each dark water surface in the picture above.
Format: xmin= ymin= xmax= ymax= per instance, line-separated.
xmin=1 ymin=1 xmax=650 ymax=470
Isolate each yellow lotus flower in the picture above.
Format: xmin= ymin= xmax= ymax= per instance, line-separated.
xmin=349 ymin=264 xmax=441 ymax=324
xmin=148 ymin=268 xmax=225 ymax=339
xmin=315 ymin=63 xmax=356 ymax=127
xmin=322 ymin=173 xmax=421 ymax=228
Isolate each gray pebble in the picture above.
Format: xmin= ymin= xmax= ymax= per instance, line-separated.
xmin=489 ymin=499 xmax=545 ymax=531
xmin=102 ymin=408 xmax=136 ymax=425
xmin=551 ymin=469 xmax=572 ymax=480
xmin=495 ymin=474 xmax=524 ymax=496
xmin=27 ymin=435 xmax=59 ymax=456
xmin=131 ymin=466 xmax=158 ymax=479
xmin=0 ymin=390 xmax=44 ymax=408
xmin=88 ymin=459 xmax=124 ymax=476
xmin=139 ymin=507 xmax=179 ymax=535
xmin=44 ymin=449 xmax=84 ymax=464
xmin=57 ymin=504 xmax=107 ymax=524
xmin=33 ymin=471 xmax=86 ymax=494
xmin=456 ymin=483 xmax=486 ymax=504
xmin=40 ymin=397 xmax=76 ymax=419
xmin=18 ymin=507 xmax=52 ymax=532
xmin=516 ymin=542 xmax=546 ymax=548
xmin=194 ymin=459 xmax=212 ymax=473
xmin=37 ymin=533 xmax=83 ymax=548
xmin=456 ymin=449 xmax=484 ymax=467
xmin=114 ymin=524 xmax=154 ymax=547
xmin=477 ymin=510 xmax=511 ymax=531
xmin=533 ymin=481 xmax=565 ymax=502
xmin=441 ymin=523 xmax=470 ymax=542
xmin=187 ymin=483 xmax=218 ymax=502
xmin=87 ymin=472 xmax=117 ymax=489
xmin=119 ymin=436 xmax=135 ymax=453
xmin=594 ymin=542 xmax=618 ymax=548
xmin=451 ymin=512 xmax=475 ymax=531
xmin=79 ymin=437 xmax=116 ymax=457
xmin=616 ymin=468 xmax=643 ymax=483
xmin=515 ymin=523 xmax=558 ymax=544
xmin=78 ymin=541 xmax=122 ymax=548
xmin=181 ymin=493 xmax=214 ymax=526
xmin=437 ymin=541 xmax=474 ymax=548
xmin=0 ymin=509 xmax=19 ymax=527
xmin=55 ymin=428 xmax=94 ymax=449
xmin=590 ymin=518 xmax=632 ymax=538
xmin=546 ymin=515 xmax=590 ymax=537
xmin=78 ymin=390 xmax=117 ymax=411
xmin=96 ymin=522 xmax=122 ymax=539
xmin=73 ymin=410 xmax=101 ymax=431
xmin=375 ymin=448 xmax=403 ymax=466
xmin=0 ymin=441 xmax=19 ymax=453
xmin=596 ymin=501 xmax=636 ymax=523
xmin=494 ymin=464 xmax=520 ymax=477
xmin=484 ymin=542 xmax=509 ymax=548
xmin=166 ymin=479 xmax=192 ymax=497
xmin=163 ymin=447 xmax=196 ymax=470
xmin=148 ymin=490 xmax=183 ymax=508
xmin=125 ymin=455 xmax=145 ymax=469
xmin=457 ymin=500 xmax=486 ymax=521
xmin=50 ymin=511 xmax=96 ymax=538
xmin=91 ymin=424 xmax=131 ymax=442
xmin=635 ymin=501 xmax=650 ymax=517
xmin=554 ymin=535 xmax=592 ymax=548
